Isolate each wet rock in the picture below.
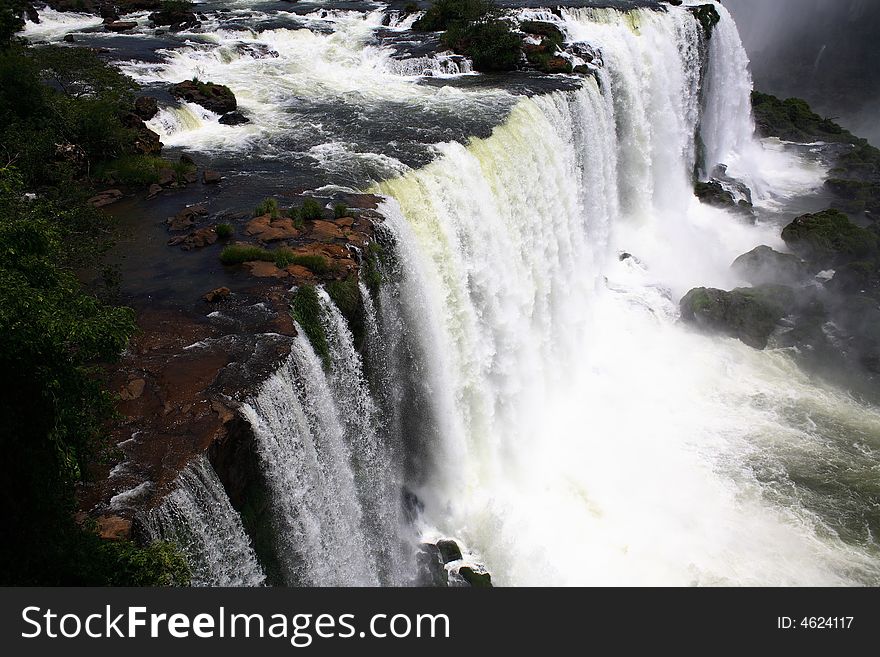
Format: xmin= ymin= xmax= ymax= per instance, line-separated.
xmin=167 ymin=204 xmax=208 ymax=231
xmin=437 ymin=539 xmax=463 ymax=563
xmin=147 ymin=183 xmax=162 ymax=198
xmin=458 ymin=566 xmax=493 ymax=588
xmin=782 ymin=209 xmax=878 ymax=269
xmin=218 ymin=111 xmax=249 ymax=125
xmin=134 ymin=123 xmax=162 ymax=155
xmin=148 ymin=7 xmax=200 ymax=30
xmin=120 ymin=378 xmax=146 ymax=401
xmin=157 ymin=167 xmax=175 ymax=186
xmin=203 ymin=170 xmax=222 ymax=184
xmin=204 ymin=287 xmax=231 ymax=303
xmin=680 ymin=285 xmax=797 ymax=349
xmin=105 ymin=20 xmax=138 ymax=33
xmin=416 ymin=544 xmax=448 ymax=587
xmin=134 ymin=95 xmax=159 ymax=120
xmin=244 ymin=261 xmax=287 ymax=278
xmin=87 ymin=189 xmax=123 ymax=208
xmin=96 ymin=515 xmax=132 ymax=541
xmin=309 ymin=219 xmax=345 ymax=241
xmin=63 ymin=34 xmax=75 ymax=43
xmin=170 ymin=80 xmax=237 ymax=115
xmin=168 ymin=226 xmax=218 ymax=250
xmin=689 ymin=4 xmax=721 ymax=38
xmin=731 ymin=245 xmax=811 ymax=286
xmin=245 ymin=215 xmax=300 ymax=242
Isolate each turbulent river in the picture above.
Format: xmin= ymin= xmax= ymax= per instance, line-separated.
xmin=25 ymin=1 xmax=880 ymax=585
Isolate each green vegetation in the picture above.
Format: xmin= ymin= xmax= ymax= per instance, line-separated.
xmin=781 ymin=209 xmax=878 ymax=267
xmin=333 ymin=202 xmax=349 ymax=219
xmin=412 ymin=0 xmax=493 ymax=31
xmin=254 ymin=197 xmax=280 ymax=218
xmin=327 ymin=276 xmax=366 ymax=350
xmin=291 ymin=285 xmax=331 ymax=368
xmin=752 ymin=91 xmax=858 ymax=144
xmin=94 ymin=154 xmax=165 ymax=185
xmin=443 ymin=19 xmax=522 ymax=72
xmin=301 ymin=197 xmax=324 ymax=221
xmin=361 ymin=241 xmax=385 ymax=301
xmin=216 ymin=223 xmax=234 ymax=239
xmin=689 ymin=4 xmax=721 ymax=38
xmin=220 ymin=244 xmax=330 ymax=273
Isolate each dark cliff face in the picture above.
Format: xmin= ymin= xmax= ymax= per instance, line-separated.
xmin=726 ymin=0 xmax=880 ymax=146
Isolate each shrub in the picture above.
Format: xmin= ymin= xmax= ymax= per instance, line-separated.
xmin=291 ymin=285 xmax=330 ymax=368
xmin=93 ymin=155 xmax=164 ymax=185
xmin=333 ymin=202 xmax=349 ymax=219
xmin=413 ymin=0 xmax=494 ymax=31
xmin=301 ymin=197 xmax=324 ymax=221
xmin=443 ymin=19 xmax=522 ymax=72
xmin=215 ymin=223 xmax=233 ymax=239
xmin=327 ymin=276 xmax=366 ymax=350
xmin=171 ymin=159 xmax=195 ymax=184
xmin=220 ymin=244 xmax=330 ymax=273
xmin=254 ymin=197 xmax=280 ymax=218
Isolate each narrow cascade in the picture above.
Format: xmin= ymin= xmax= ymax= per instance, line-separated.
xmin=146 ymin=457 xmax=266 ymax=587
xmin=373 ymin=5 xmax=880 ymax=585
xmin=239 ymin=287 xmax=411 ymax=586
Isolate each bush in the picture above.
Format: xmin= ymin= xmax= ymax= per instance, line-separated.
xmin=443 ymin=19 xmax=522 ymax=72
xmin=254 ymin=197 xmax=280 ymax=218
xmin=301 ymin=197 xmax=324 ymax=221
xmin=215 ymin=223 xmax=233 ymax=239
xmin=333 ymin=203 xmax=349 ymax=219
xmin=404 ymin=2 xmax=419 ymax=14
xmin=220 ymin=244 xmax=330 ymax=273
xmin=327 ymin=276 xmax=366 ymax=350
xmin=413 ymin=0 xmax=494 ymax=31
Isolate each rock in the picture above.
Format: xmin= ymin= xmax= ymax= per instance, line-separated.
xmin=167 ymin=204 xmax=208 ymax=231
xmin=458 ymin=566 xmax=493 ymax=588
xmin=731 ymin=246 xmax=811 ymax=286
xmin=87 ymin=189 xmax=123 ymax=208
xmin=680 ymin=285 xmax=796 ymax=349
xmin=148 ymin=7 xmax=199 ymax=30
xmin=689 ymin=4 xmax=721 ymax=38
xmin=147 ymin=183 xmax=162 ymax=198
xmin=63 ymin=34 xmax=75 ymax=43
xmin=96 ymin=515 xmax=132 ymax=541
xmin=437 ymin=539 xmax=463 ymax=563
xmin=218 ymin=111 xmax=249 ymax=125
xmin=100 ymin=5 xmax=119 ymax=22
xmin=105 ymin=20 xmax=138 ymax=33
xmin=134 ymin=124 xmax=162 ymax=155
xmin=170 ymin=80 xmax=237 ymax=115
xmin=24 ymin=3 xmax=39 ymax=22
xmin=416 ymin=544 xmax=448 ymax=587
xmin=204 ymin=287 xmax=231 ymax=303
xmin=309 ymin=220 xmax=344 ymax=241
xmin=520 ymin=20 xmax=565 ymax=43
xmin=168 ymin=226 xmax=218 ymax=250
xmin=54 ymin=142 xmax=87 ymax=170
xmin=244 ymin=261 xmax=287 ymax=278
xmin=134 ymin=96 xmax=159 ymax=120
xmin=157 ymin=167 xmax=175 ymax=186
xmin=119 ymin=378 xmax=146 ymax=400
xmin=245 ymin=215 xmax=300 ymax=242
xmin=203 ymin=170 xmax=222 ymax=184
xmin=782 ymin=209 xmax=878 ymax=269
xmin=694 ymin=180 xmax=736 ymax=208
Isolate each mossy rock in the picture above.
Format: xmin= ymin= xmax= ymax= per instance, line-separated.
xmin=680 ymin=285 xmax=796 ymax=349
xmin=170 ymin=79 xmax=236 ymax=114
xmin=781 ymin=209 xmax=878 ymax=268
xmin=291 ymin=285 xmax=330 ymax=368
xmin=731 ymin=245 xmax=810 ymax=286
xmin=520 ymin=20 xmax=564 ymax=44
xmin=688 ymin=4 xmax=720 ymax=39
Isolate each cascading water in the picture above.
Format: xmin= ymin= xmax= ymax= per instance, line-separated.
xmin=373 ymin=4 xmax=880 ymax=585
xmin=239 ymin=288 xmax=411 ymax=586
xmin=31 ymin=1 xmax=880 ymax=586
xmin=146 ymin=457 xmax=266 ymax=587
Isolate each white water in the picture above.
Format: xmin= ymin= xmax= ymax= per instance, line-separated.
xmin=146 ymin=457 xmax=266 ymax=587
xmin=374 ymin=5 xmax=880 ymax=585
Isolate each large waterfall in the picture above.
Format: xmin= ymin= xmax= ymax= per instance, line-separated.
xmin=56 ymin=1 xmax=879 ymax=586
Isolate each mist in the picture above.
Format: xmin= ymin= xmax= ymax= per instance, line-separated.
xmin=726 ymin=0 xmax=880 ymax=145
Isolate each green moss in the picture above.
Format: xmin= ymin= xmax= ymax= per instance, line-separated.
xmin=362 ymin=241 xmax=385 ymax=301
xmin=413 ymin=0 xmax=493 ymax=31
xmin=254 ymin=197 xmax=279 ymax=218
xmin=333 ymin=202 xmax=349 ymax=219
xmin=327 ymin=276 xmax=366 ymax=351
xmin=220 ymin=245 xmax=330 ymax=273
xmin=215 ymin=223 xmax=233 ymax=240
xmin=781 ymin=209 xmax=878 ymax=267
xmin=291 ymin=285 xmax=330 ymax=368
xmin=98 ymin=539 xmax=191 ymax=587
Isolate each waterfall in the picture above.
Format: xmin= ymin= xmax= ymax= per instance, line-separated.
xmin=371 ymin=5 xmax=880 ymax=585
xmin=239 ymin=287 xmax=411 ymax=586
xmin=146 ymin=457 xmax=266 ymax=587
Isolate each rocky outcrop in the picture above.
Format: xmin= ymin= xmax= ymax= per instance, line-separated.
xmin=781 ymin=209 xmax=878 ymax=269
xmin=105 ymin=20 xmax=137 ymax=32
xmin=688 ymin=4 xmax=721 ymax=39
xmin=218 ymin=111 xmax=249 ymax=126
xmin=134 ymin=96 xmax=159 ymax=120
xmin=149 ymin=5 xmax=199 ymax=31
xmin=170 ymin=80 xmax=236 ymax=115
xmin=731 ymin=246 xmax=810 ymax=287
xmin=680 ymin=285 xmax=796 ymax=349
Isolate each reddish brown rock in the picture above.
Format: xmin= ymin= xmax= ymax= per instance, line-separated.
xmin=157 ymin=167 xmax=175 ymax=186
xmin=167 ymin=226 xmax=218 ymax=250
xmin=87 ymin=189 xmax=123 ymax=208
xmin=119 ymin=378 xmax=146 ymax=401
xmin=96 ymin=515 xmax=132 ymax=541
xmin=244 ymin=261 xmax=288 ymax=278
xmin=167 ymin=204 xmax=208 ymax=231
xmin=309 ymin=220 xmax=344 ymax=241
xmin=105 ymin=20 xmax=137 ymax=33
xmin=203 ymin=287 xmax=231 ymax=303
xmin=245 ymin=214 xmax=300 ymax=242
xmin=203 ymin=170 xmax=222 ymax=184
xmin=147 ymin=183 xmax=162 ymax=198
